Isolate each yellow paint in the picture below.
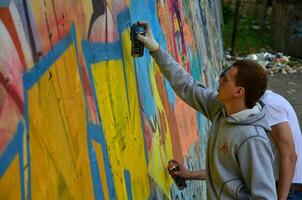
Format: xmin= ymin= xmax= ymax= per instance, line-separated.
xmin=92 ymin=141 xmax=110 ymax=200
xmin=28 ymin=44 xmax=94 ymax=199
xmin=0 ymin=154 xmax=21 ymax=200
xmin=174 ymin=16 xmax=180 ymax=32
xmin=148 ymin=61 xmax=174 ymax=198
xmin=90 ymin=30 xmax=150 ymax=199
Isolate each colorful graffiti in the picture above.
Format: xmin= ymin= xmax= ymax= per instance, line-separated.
xmin=0 ymin=0 xmax=223 ymax=199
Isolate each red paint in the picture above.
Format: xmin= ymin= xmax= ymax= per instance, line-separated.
xmin=0 ymin=73 xmax=24 ymax=115
xmin=0 ymin=8 xmax=26 ymax=69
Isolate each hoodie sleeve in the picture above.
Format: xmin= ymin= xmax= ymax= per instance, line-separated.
xmin=237 ymin=136 xmax=277 ymax=199
xmin=150 ymin=47 xmax=222 ymax=120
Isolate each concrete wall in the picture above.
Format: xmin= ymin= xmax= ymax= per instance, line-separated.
xmin=0 ymin=0 xmax=223 ymax=199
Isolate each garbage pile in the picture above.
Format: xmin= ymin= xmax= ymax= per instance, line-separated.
xmin=224 ymin=50 xmax=302 ymax=75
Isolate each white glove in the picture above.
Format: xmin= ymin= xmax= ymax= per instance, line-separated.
xmin=136 ymin=21 xmax=160 ymax=52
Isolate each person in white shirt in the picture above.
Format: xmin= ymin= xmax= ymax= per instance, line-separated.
xmin=261 ymin=90 xmax=302 ymax=200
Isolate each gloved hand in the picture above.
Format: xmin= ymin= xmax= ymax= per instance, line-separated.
xmin=136 ymin=21 xmax=160 ymax=52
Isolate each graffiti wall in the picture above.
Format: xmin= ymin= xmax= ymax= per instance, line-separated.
xmin=0 ymin=0 xmax=223 ymax=199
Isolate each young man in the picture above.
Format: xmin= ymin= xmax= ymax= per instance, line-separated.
xmin=137 ymin=22 xmax=277 ymax=199
xmin=261 ymin=90 xmax=302 ymax=200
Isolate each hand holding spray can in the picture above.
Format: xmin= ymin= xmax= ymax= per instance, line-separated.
xmin=130 ymin=22 xmax=146 ymax=57
xmin=168 ymin=160 xmax=187 ymax=190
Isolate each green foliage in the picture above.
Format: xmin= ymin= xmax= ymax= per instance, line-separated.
xmin=221 ymin=1 xmax=273 ymax=55
xmin=222 ymin=2 xmax=233 ymax=24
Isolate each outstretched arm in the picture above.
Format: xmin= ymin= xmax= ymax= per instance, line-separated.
xmin=137 ymin=21 xmax=222 ymax=120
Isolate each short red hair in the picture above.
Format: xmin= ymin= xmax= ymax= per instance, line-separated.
xmin=233 ymin=60 xmax=268 ymax=108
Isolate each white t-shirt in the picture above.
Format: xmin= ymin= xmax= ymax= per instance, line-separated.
xmin=261 ymin=90 xmax=302 ymax=183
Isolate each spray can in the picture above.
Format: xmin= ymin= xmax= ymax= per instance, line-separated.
xmin=168 ymin=160 xmax=187 ymax=190
xmin=130 ymin=22 xmax=146 ymax=57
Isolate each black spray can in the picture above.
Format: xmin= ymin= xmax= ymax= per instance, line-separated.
xmin=130 ymin=22 xmax=146 ymax=57
xmin=168 ymin=160 xmax=187 ymax=190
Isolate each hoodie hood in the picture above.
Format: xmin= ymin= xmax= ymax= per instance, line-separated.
xmin=224 ymin=102 xmax=271 ymax=132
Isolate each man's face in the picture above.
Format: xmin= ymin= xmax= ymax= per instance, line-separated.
xmin=217 ymin=66 xmax=242 ymax=103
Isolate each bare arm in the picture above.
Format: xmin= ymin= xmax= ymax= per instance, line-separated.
xmin=271 ymin=121 xmax=297 ymax=200
xmin=168 ymin=161 xmax=207 ymax=180
xmin=177 ymin=169 xmax=207 ymax=180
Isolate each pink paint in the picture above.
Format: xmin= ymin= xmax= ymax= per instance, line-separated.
xmin=174 ymin=98 xmax=199 ymax=155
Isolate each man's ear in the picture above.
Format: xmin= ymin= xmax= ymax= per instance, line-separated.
xmin=234 ymin=87 xmax=245 ymax=98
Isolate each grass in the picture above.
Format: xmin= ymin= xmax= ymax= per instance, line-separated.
xmin=222 ymin=2 xmax=273 ymax=56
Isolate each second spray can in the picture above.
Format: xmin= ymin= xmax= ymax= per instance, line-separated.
xmin=167 ymin=160 xmax=187 ymax=190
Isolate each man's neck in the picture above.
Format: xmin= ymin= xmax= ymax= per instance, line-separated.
xmin=224 ymin=101 xmax=248 ymax=116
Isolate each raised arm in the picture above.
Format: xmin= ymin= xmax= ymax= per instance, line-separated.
xmin=137 ymin=21 xmax=222 ymax=120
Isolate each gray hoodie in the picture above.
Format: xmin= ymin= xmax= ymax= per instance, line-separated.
xmin=151 ymin=48 xmax=277 ymax=200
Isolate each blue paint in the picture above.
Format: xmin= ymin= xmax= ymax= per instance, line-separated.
xmin=23 ymin=25 xmax=75 ymax=89
xmin=123 ymin=13 xmax=163 ymax=135
xmin=88 ymin=123 xmax=117 ymax=199
xmin=116 ymin=5 xmax=153 ymax=165
xmin=0 ymin=0 xmax=10 ymax=7
xmin=0 ymin=122 xmax=23 ymax=175
xmin=147 ymin=0 xmax=167 ymax=49
xmin=82 ymin=41 xmax=123 ymax=62
xmin=81 ymin=8 xmax=131 ymax=63
xmin=135 ymin=57 xmax=157 ymax=119
xmin=117 ymin=8 xmax=131 ymax=34
xmin=0 ymin=122 xmax=25 ymax=200
xmin=190 ymin=53 xmax=203 ymax=81
xmin=196 ymin=112 xmax=208 ymax=164
xmin=129 ymin=0 xmax=148 ymax=24
xmin=129 ymin=0 xmax=166 ymax=48
xmin=129 ymin=0 xmax=169 ymax=120
xmin=199 ymin=2 xmax=207 ymax=26
xmin=164 ymin=79 xmax=176 ymax=109
xmin=87 ymin=131 xmax=105 ymax=200
xmin=124 ymin=170 xmax=133 ymax=200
